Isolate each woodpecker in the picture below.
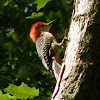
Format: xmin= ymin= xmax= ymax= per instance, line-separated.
xmin=30 ymin=19 xmax=67 ymax=75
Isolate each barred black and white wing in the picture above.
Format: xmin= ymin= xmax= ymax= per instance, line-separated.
xmin=36 ymin=33 xmax=53 ymax=71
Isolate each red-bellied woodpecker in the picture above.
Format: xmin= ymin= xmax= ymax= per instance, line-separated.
xmin=30 ymin=19 xmax=67 ymax=76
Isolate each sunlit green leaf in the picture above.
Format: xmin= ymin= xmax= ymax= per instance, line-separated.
xmin=0 ymin=90 xmax=16 ymax=100
xmin=13 ymin=4 xmax=18 ymax=7
xmin=4 ymin=83 xmax=39 ymax=99
xmin=3 ymin=1 xmax=9 ymax=6
xmin=33 ymin=0 xmax=50 ymax=10
xmin=25 ymin=12 xmax=44 ymax=19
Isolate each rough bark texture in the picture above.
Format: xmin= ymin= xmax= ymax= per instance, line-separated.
xmin=51 ymin=0 xmax=100 ymax=100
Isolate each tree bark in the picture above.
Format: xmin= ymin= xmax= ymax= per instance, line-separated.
xmin=51 ymin=0 xmax=100 ymax=99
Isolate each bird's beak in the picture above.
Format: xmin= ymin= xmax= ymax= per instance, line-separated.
xmin=47 ymin=19 xmax=57 ymax=26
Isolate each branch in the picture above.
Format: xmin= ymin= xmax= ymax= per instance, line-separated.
xmin=51 ymin=0 xmax=99 ymax=99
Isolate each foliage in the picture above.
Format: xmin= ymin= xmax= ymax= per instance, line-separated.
xmin=0 ymin=0 xmax=73 ymax=99
xmin=4 ymin=82 xmax=39 ymax=99
xmin=0 ymin=82 xmax=39 ymax=99
xmin=33 ymin=0 xmax=50 ymax=11
xmin=0 ymin=90 xmax=16 ymax=100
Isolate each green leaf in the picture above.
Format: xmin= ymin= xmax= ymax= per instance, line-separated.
xmin=7 ymin=31 xmax=19 ymax=42
xmin=33 ymin=0 xmax=50 ymax=10
xmin=4 ymin=82 xmax=39 ymax=99
xmin=3 ymin=1 xmax=9 ymax=6
xmin=0 ymin=90 xmax=16 ymax=100
xmin=25 ymin=12 xmax=44 ymax=19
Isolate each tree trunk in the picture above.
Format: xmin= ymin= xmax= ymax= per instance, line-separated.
xmin=51 ymin=0 xmax=100 ymax=99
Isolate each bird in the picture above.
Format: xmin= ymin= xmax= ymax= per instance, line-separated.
xmin=30 ymin=19 xmax=67 ymax=76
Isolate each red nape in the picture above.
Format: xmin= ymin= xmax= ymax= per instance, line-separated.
xmin=30 ymin=22 xmax=46 ymax=42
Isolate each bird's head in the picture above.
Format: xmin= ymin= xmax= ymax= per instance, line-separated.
xmin=30 ymin=19 xmax=56 ymax=42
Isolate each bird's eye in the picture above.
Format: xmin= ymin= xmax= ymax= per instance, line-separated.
xmin=35 ymin=27 xmax=38 ymax=29
xmin=41 ymin=25 xmax=45 ymax=27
